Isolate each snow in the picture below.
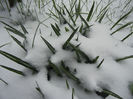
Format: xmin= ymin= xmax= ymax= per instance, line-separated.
xmin=0 ymin=0 xmax=133 ymax=99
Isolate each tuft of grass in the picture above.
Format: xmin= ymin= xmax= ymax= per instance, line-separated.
xmin=111 ymin=8 xmax=133 ymax=30
xmin=86 ymin=1 xmax=95 ymax=22
xmin=63 ymin=28 xmax=78 ymax=49
xmin=116 ymin=55 xmax=133 ymax=62
xmin=0 ymin=65 xmax=25 ymax=76
xmin=0 ymin=50 xmax=38 ymax=73
xmin=41 ymin=36 xmax=56 ymax=54
xmin=111 ymin=22 xmax=133 ymax=35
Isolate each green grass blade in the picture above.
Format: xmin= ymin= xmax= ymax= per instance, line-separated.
xmin=92 ymin=56 xmax=99 ymax=63
xmin=111 ymin=8 xmax=133 ymax=30
xmin=0 ymin=50 xmax=38 ymax=73
xmin=70 ymin=0 xmax=77 ymax=15
xmin=0 ymin=21 xmax=26 ymax=38
xmin=111 ymin=22 xmax=133 ymax=35
xmin=66 ymin=79 xmax=70 ymax=89
xmin=69 ymin=43 xmax=92 ymax=63
xmin=0 ymin=78 xmax=8 ymax=85
xmin=51 ymin=1 xmax=75 ymax=30
xmin=36 ymin=81 xmax=45 ymax=99
xmin=97 ymin=59 xmax=104 ymax=68
xmin=63 ymin=3 xmax=76 ymax=26
xmin=72 ymin=88 xmax=75 ymax=99
xmin=55 ymin=23 xmax=60 ymax=32
xmin=63 ymin=28 xmax=78 ymax=49
xmin=87 ymin=1 xmax=95 ymax=22
xmin=121 ymin=32 xmax=133 ymax=42
xmin=129 ymin=83 xmax=133 ymax=95
xmin=75 ymin=0 xmax=81 ymax=19
xmin=20 ymin=24 xmax=28 ymax=34
xmin=48 ymin=60 xmax=62 ymax=77
xmin=41 ymin=36 xmax=56 ymax=54
xmin=0 ymin=65 xmax=25 ymax=76
xmin=69 ymin=43 xmax=81 ymax=62
xmin=5 ymin=27 xmax=26 ymax=39
xmin=115 ymin=55 xmax=133 ymax=62
xmin=51 ymin=24 xmax=60 ymax=36
xmin=10 ymin=35 xmax=27 ymax=52
xmin=102 ymin=89 xmax=123 ymax=99
xmin=79 ymin=15 xmax=90 ymax=28
xmin=0 ymin=42 xmax=10 ymax=48
xmin=98 ymin=9 xmax=108 ymax=23
xmin=60 ymin=61 xmax=80 ymax=83
xmin=79 ymin=23 xmax=83 ymax=33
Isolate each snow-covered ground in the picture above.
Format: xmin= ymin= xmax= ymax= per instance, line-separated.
xmin=0 ymin=0 xmax=133 ymax=99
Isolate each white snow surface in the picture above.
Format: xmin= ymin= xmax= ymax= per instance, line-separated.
xmin=0 ymin=0 xmax=133 ymax=99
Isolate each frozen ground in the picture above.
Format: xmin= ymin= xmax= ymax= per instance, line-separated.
xmin=0 ymin=0 xmax=133 ymax=99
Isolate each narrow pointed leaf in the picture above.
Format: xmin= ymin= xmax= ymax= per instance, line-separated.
xmin=60 ymin=61 xmax=80 ymax=83
xmin=5 ymin=27 xmax=26 ymax=39
xmin=121 ymin=32 xmax=133 ymax=42
xmin=0 ymin=42 xmax=10 ymax=48
xmin=111 ymin=22 xmax=133 ymax=35
xmin=79 ymin=15 xmax=90 ymax=27
xmin=72 ymin=88 xmax=75 ymax=99
xmin=0 ymin=50 xmax=38 ymax=72
xmin=87 ymin=1 xmax=95 ymax=21
xmin=66 ymin=79 xmax=70 ymax=89
xmin=0 ymin=21 xmax=26 ymax=38
xmin=116 ymin=55 xmax=133 ymax=62
xmin=10 ymin=35 xmax=27 ymax=52
xmin=102 ymin=89 xmax=123 ymax=99
xmin=0 ymin=78 xmax=8 ymax=85
xmin=20 ymin=24 xmax=28 ymax=34
xmin=92 ymin=56 xmax=99 ymax=63
xmin=36 ymin=81 xmax=45 ymax=99
xmin=51 ymin=24 xmax=60 ymax=36
xmin=63 ymin=28 xmax=78 ymax=49
xmin=97 ymin=59 xmax=104 ymax=68
xmin=98 ymin=9 xmax=108 ymax=23
xmin=63 ymin=3 xmax=76 ymax=26
xmin=111 ymin=8 xmax=133 ymax=30
xmin=48 ymin=60 xmax=62 ymax=77
xmin=55 ymin=23 xmax=60 ymax=32
xmin=41 ymin=36 xmax=56 ymax=54
xmin=0 ymin=65 xmax=25 ymax=76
